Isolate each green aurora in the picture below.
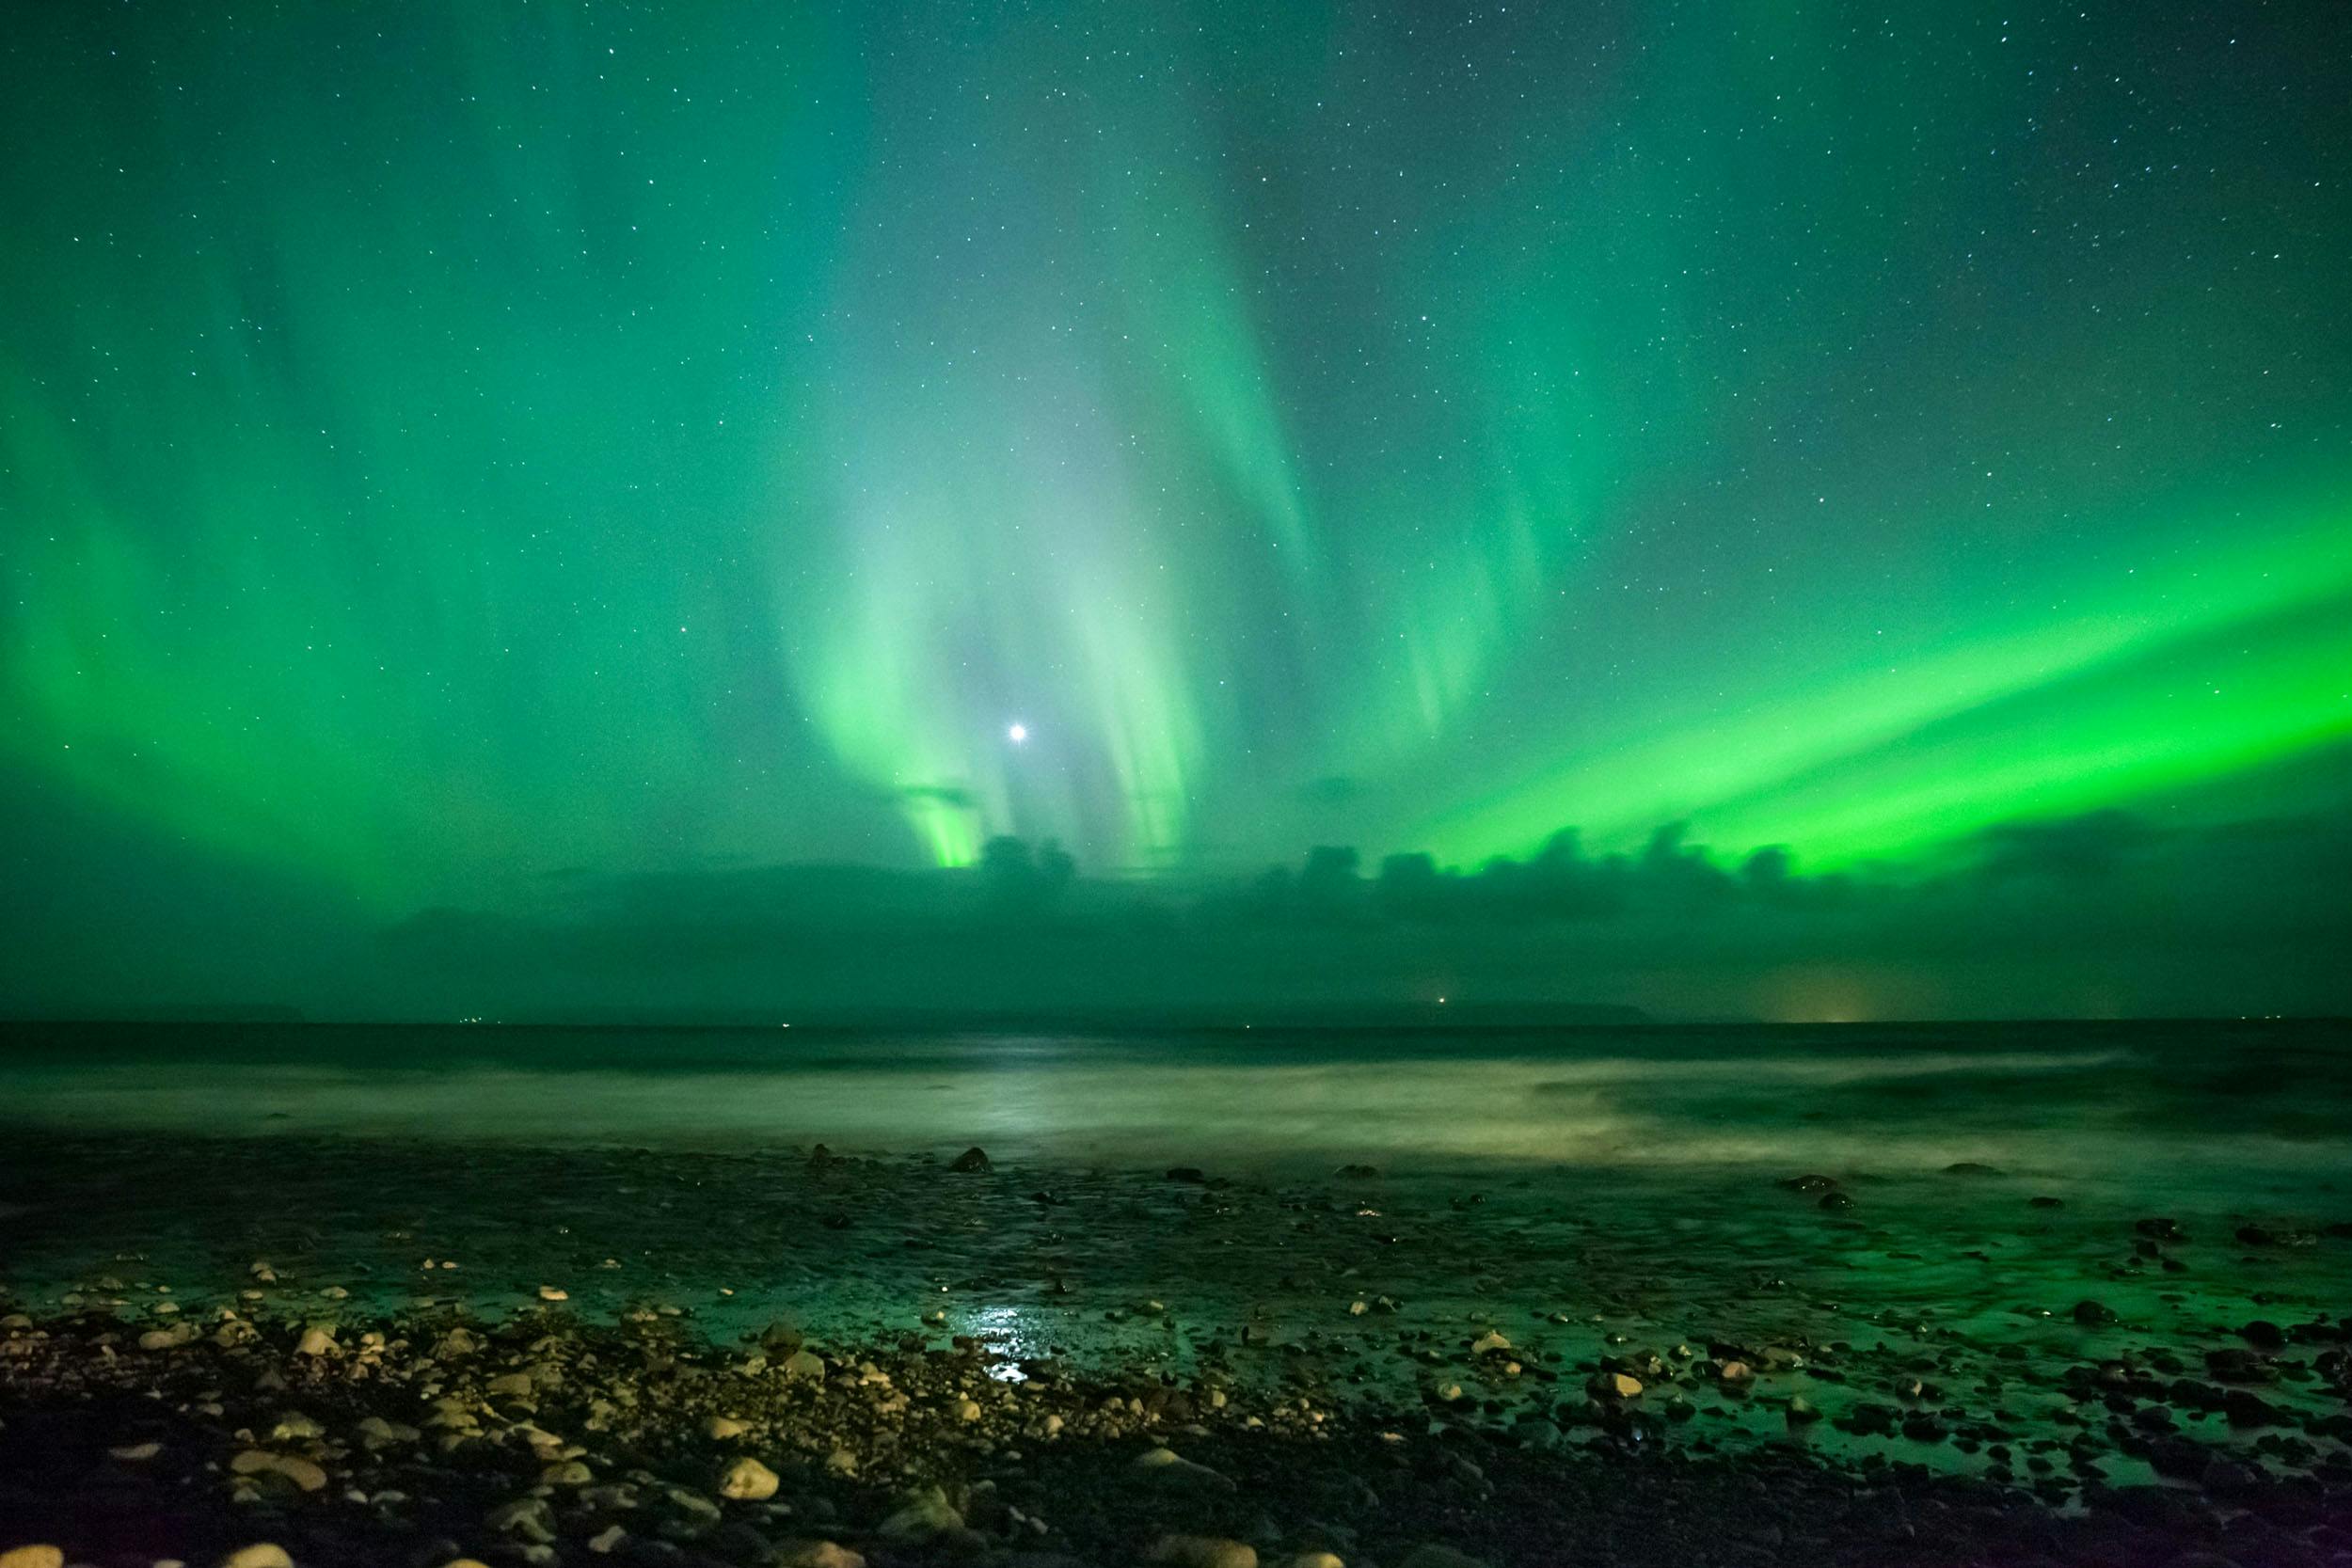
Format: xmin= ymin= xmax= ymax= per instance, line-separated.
xmin=2 ymin=0 xmax=2348 ymax=1017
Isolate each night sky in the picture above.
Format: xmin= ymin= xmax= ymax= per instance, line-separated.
xmin=3 ymin=2 xmax=2348 ymax=1021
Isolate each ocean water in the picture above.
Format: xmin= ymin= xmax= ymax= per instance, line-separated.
xmin=5 ymin=1019 xmax=2347 ymax=1190
xmin=5 ymin=1018 xmax=2349 ymax=1483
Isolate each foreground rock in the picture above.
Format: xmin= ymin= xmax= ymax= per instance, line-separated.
xmin=3 ymin=1299 xmax=2346 ymax=1568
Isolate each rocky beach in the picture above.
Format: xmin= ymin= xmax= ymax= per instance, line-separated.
xmin=4 ymin=1078 xmax=2351 ymax=1568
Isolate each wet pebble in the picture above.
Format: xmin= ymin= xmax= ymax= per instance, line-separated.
xmin=772 ymin=1544 xmax=865 ymax=1568
xmin=1396 ymin=1547 xmax=1492 ymax=1568
xmin=1147 ymin=1536 xmax=1257 ymax=1568
xmin=718 ymin=1456 xmax=780 ymax=1501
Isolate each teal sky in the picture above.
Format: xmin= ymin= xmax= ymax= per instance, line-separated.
xmin=2 ymin=1 xmax=2347 ymax=1019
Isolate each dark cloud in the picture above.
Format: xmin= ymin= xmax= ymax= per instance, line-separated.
xmin=6 ymin=740 xmax=2347 ymax=1023
xmin=1976 ymin=809 xmax=2159 ymax=879
xmin=352 ymin=805 xmax=2352 ymax=1023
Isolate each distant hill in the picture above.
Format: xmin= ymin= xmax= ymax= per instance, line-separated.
xmin=516 ymin=1000 xmax=1651 ymax=1031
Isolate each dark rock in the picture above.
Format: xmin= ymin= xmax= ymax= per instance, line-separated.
xmin=2135 ymin=1218 xmax=2187 ymax=1243
xmin=1779 ymin=1174 xmax=1839 ymax=1194
xmin=2074 ymin=1300 xmax=2119 ymax=1327
xmin=2169 ymin=1379 xmax=2227 ymax=1412
xmin=1943 ymin=1162 xmax=2002 ymax=1177
xmin=2201 ymin=1457 xmax=2264 ymax=1499
xmin=2204 ymin=1349 xmax=2273 ymax=1385
xmin=1819 ymin=1191 xmax=1855 ymax=1212
xmin=1837 ymin=1402 xmax=1898 ymax=1435
xmin=2146 ymin=1437 xmax=2213 ymax=1481
xmin=2222 ymin=1389 xmax=2280 ymax=1427
xmin=2238 ymin=1320 xmax=2286 ymax=1352
xmin=1166 ymin=1166 xmax=1207 ymax=1183
xmin=948 ymin=1147 xmax=992 ymax=1173
xmin=2028 ymin=1196 xmax=2064 ymax=1209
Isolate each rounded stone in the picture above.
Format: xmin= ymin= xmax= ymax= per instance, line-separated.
xmin=718 ymin=1456 xmax=780 ymax=1500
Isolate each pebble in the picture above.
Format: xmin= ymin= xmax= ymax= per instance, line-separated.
xmin=1286 ymin=1556 xmax=1345 ymax=1568
xmin=356 ymin=1415 xmax=421 ymax=1448
xmin=486 ymin=1498 xmax=556 ymax=1544
xmin=219 ymin=1549 xmax=294 ymax=1568
xmin=1396 ymin=1548 xmax=1492 ymax=1568
xmin=1147 ymin=1536 xmax=1258 ymax=1568
xmin=1133 ymin=1446 xmax=1236 ymax=1490
xmin=0 ymin=1548 xmax=65 ymax=1568
xmin=719 ymin=1456 xmax=780 ymax=1500
xmin=772 ymin=1544 xmax=865 ymax=1568
xmin=294 ymin=1326 xmax=335 ymax=1356
xmin=877 ymin=1484 xmax=962 ymax=1540
xmin=230 ymin=1450 xmax=326 ymax=1493
xmin=706 ymin=1415 xmax=750 ymax=1438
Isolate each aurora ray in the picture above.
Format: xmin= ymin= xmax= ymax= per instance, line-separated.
xmin=0 ymin=0 xmax=2345 ymax=1014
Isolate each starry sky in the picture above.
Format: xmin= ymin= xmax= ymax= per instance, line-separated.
xmin=2 ymin=1 xmax=2348 ymax=1020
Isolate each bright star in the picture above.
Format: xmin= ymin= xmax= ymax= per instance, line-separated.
xmin=1007 ymin=722 xmax=1028 ymax=744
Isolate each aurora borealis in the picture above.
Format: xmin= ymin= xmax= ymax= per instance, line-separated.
xmin=3 ymin=0 xmax=2349 ymax=1020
